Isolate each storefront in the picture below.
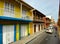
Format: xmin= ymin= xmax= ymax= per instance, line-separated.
xmin=20 ymin=24 xmax=29 ymax=38
xmin=0 ymin=24 xmax=16 ymax=44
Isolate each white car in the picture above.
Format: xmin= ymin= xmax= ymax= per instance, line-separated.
xmin=45 ymin=28 xmax=53 ymax=34
xmin=48 ymin=29 xmax=53 ymax=33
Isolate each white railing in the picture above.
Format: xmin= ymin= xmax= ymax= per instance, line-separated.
xmin=21 ymin=16 xmax=33 ymax=20
xmin=0 ymin=8 xmax=33 ymax=20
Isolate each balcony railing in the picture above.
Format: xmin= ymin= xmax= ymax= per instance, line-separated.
xmin=0 ymin=8 xmax=33 ymax=20
xmin=33 ymin=17 xmax=44 ymax=22
xmin=46 ymin=21 xmax=51 ymax=23
xmin=21 ymin=16 xmax=33 ymax=20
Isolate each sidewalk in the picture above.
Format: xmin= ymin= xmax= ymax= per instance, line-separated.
xmin=11 ymin=30 xmax=47 ymax=44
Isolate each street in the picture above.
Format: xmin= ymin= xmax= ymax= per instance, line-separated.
xmin=11 ymin=28 xmax=60 ymax=44
xmin=40 ymin=29 xmax=60 ymax=44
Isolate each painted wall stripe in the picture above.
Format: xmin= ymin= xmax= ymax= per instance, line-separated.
xmin=16 ymin=24 xmax=19 ymax=40
xmin=0 ymin=24 xmax=2 ymax=44
xmin=19 ymin=24 xmax=21 ymax=40
xmin=14 ymin=25 xmax=16 ymax=42
xmin=27 ymin=24 xmax=30 ymax=35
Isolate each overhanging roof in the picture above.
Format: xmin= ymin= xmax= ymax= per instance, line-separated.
xmin=20 ymin=0 xmax=34 ymax=9
xmin=33 ymin=10 xmax=46 ymax=17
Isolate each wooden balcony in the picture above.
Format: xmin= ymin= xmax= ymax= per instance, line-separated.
xmin=46 ymin=17 xmax=51 ymax=24
xmin=33 ymin=17 xmax=44 ymax=23
xmin=46 ymin=21 xmax=51 ymax=24
xmin=33 ymin=10 xmax=45 ymax=23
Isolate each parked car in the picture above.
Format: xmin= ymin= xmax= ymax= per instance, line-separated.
xmin=45 ymin=27 xmax=53 ymax=34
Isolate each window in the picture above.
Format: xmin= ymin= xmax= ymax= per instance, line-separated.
xmin=22 ymin=9 xmax=27 ymax=17
xmin=4 ymin=2 xmax=14 ymax=17
xmin=5 ymin=2 xmax=9 ymax=12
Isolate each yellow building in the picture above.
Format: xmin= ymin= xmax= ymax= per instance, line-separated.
xmin=0 ymin=0 xmax=34 ymax=44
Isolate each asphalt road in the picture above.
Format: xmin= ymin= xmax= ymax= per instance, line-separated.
xmin=40 ymin=29 xmax=60 ymax=44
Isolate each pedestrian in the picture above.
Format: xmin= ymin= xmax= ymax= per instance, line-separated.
xmin=54 ymin=26 xmax=58 ymax=37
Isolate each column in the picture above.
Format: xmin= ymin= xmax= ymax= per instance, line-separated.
xmin=16 ymin=24 xmax=19 ymax=41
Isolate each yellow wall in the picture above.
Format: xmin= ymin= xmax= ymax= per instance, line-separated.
xmin=0 ymin=0 xmax=4 ymax=16
xmin=22 ymin=5 xmax=33 ymax=18
xmin=7 ymin=0 xmax=21 ymax=18
xmin=0 ymin=0 xmax=33 ymax=19
xmin=16 ymin=24 xmax=19 ymax=40
xmin=29 ymin=22 xmax=34 ymax=35
xmin=27 ymin=10 xmax=33 ymax=17
xmin=0 ymin=0 xmax=21 ymax=18
xmin=14 ymin=2 xmax=21 ymax=18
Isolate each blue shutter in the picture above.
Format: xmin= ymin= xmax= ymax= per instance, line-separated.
xmin=0 ymin=24 xmax=2 ymax=44
xmin=14 ymin=25 xmax=16 ymax=41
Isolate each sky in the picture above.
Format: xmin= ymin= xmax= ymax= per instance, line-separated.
xmin=23 ymin=0 xmax=59 ymax=22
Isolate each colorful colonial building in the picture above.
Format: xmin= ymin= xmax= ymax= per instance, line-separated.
xmin=0 ymin=0 xmax=34 ymax=44
xmin=33 ymin=10 xmax=45 ymax=33
xmin=46 ymin=17 xmax=51 ymax=28
xmin=0 ymin=0 xmax=47 ymax=44
xmin=43 ymin=17 xmax=51 ymax=28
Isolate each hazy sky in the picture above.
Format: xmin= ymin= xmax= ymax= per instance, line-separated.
xmin=24 ymin=0 xmax=59 ymax=22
